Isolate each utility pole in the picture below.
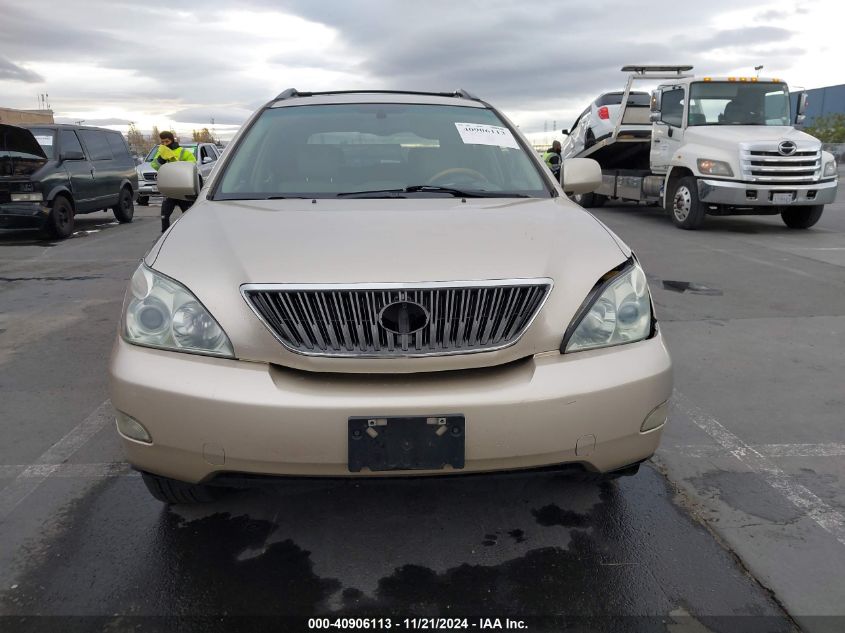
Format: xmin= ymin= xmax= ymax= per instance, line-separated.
xmin=754 ymin=65 xmax=764 ymax=78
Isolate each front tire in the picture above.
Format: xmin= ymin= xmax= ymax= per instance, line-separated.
xmin=780 ymin=205 xmax=823 ymax=229
xmin=44 ymin=196 xmax=74 ymax=239
xmin=112 ymin=187 xmax=135 ymax=223
xmin=573 ymin=192 xmax=606 ymax=208
xmin=668 ymin=176 xmax=706 ymax=229
xmin=141 ymin=472 xmax=222 ymax=505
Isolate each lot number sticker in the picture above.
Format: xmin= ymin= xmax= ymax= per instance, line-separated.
xmin=455 ymin=123 xmax=519 ymax=149
xmin=34 ymin=135 xmax=53 ymax=146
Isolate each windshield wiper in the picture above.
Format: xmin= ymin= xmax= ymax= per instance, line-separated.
xmin=336 ymin=186 xmax=529 ymax=198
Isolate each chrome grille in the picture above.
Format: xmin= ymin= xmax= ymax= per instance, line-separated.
xmin=740 ymin=146 xmax=821 ymax=183
xmin=242 ymin=281 xmax=553 ymax=358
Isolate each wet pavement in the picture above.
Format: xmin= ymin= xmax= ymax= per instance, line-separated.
xmin=0 ymin=197 xmax=843 ymax=632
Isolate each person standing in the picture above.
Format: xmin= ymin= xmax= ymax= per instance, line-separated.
xmin=151 ymin=131 xmax=196 ymax=232
xmin=543 ymin=140 xmax=563 ymax=180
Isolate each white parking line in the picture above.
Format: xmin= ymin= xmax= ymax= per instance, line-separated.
xmin=0 ymin=463 xmax=136 ymax=479
xmin=667 ymin=442 xmax=845 ymax=459
xmin=674 ymin=393 xmax=845 ymax=548
xmin=0 ymin=400 xmax=113 ymax=522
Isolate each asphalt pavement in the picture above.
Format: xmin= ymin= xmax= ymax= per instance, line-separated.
xmin=0 ymin=189 xmax=842 ymax=632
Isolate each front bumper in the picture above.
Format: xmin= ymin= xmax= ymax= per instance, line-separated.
xmin=0 ymin=201 xmax=49 ymax=229
xmin=697 ymin=178 xmax=838 ymax=206
xmin=138 ymin=182 xmax=159 ymax=196
xmin=109 ymin=332 xmax=673 ymax=484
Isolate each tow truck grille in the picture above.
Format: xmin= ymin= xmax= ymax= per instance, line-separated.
xmin=741 ymin=147 xmax=821 ymax=183
xmin=242 ymin=281 xmax=552 ymax=358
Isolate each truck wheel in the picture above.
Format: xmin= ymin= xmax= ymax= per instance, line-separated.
xmin=780 ymin=205 xmax=823 ymax=229
xmin=44 ymin=196 xmax=75 ymax=239
xmin=137 ymin=196 xmax=149 ymax=206
xmin=141 ymin=472 xmax=222 ymax=505
xmin=669 ymin=177 xmax=706 ymax=229
xmin=573 ymin=192 xmax=606 ymax=208
xmin=112 ymin=187 xmax=135 ymax=223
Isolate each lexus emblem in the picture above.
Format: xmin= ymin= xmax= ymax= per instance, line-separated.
xmin=379 ymin=301 xmax=429 ymax=336
xmin=778 ymin=141 xmax=797 ymax=156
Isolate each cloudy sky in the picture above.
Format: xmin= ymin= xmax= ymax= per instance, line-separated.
xmin=1 ymin=0 xmax=842 ymax=141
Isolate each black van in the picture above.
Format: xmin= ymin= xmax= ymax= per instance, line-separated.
xmin=0 ymin=123 xmax=138 ymax=238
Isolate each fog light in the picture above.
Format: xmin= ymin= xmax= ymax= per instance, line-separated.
xmin=116 ymin=411 xmax=152 ymax=443
xmin=641 ymin=400 xmax=668 ymax=432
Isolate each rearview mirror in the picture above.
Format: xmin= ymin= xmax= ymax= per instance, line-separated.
xmin=157 ymin=161 xmax=200 ymax=201
xmin=560 ymin=129 xmax=569 ymax=136
xmin=561 ymin=158 xmax=602 ymax=195
xmin=61 ymin=150 xmax=85 ymax=161
xmin=201 ymin=156 xmax=213 ymax=164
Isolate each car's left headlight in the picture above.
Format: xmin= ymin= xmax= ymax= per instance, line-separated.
xmin=823 ymin=159 xmax=837 ymax=177
xmin=562 ymin=260 xmax=652 ymax=353
xmin=123 ymin=264 xmax=234 ymax=358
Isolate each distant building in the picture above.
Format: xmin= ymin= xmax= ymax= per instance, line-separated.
xmin=0 ymin=107 xmax=54 ymax=125
xmin=792 ymin=84 xmax=845 ymax=126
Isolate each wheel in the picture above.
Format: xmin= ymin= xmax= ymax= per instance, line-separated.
xmin=573 ymin=192 xmax=606 ymax=208
xmin=584 ymin=129 xmax=596 ymax=149
xmin=44 ymin=196 xmax=74 ymax=239
xmin=112 ymin=187 xmax=135 ymax=223
xmin=668 ymin=176 xmax=706 ymax=229
xmin=780 ymin=205 xmax=823 ymax=229
xmin=141 ymin=472 xmax=222 ymax=505
xmin=137 ymin=196 xmax=149 ymax=206
xmin=426 ymin=167 xmax=489 ymax=186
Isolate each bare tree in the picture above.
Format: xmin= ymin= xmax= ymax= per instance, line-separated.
xmin=192 ymin=127 xmax=217 ymax=143
xmin=126 ymin=123 xmax=148 ymax=157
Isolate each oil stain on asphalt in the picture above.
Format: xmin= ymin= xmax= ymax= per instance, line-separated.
xmin=0 ymin=466 xmax=795 ymax=632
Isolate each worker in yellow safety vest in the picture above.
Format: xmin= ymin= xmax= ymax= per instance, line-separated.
xmin=542 ymin=140 xmax=562 ymax=180
xmin=151 ymin=131 xmax=197 ymax=232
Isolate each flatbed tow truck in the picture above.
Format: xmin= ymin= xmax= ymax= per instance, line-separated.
xmin=565 ymin=65 xmax=839 ymax=229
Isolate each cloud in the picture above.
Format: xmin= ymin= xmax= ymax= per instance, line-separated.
xmin=0 ymin=56 xmax=43 ymax=83
xmin=166 ymin=107 xmax=254 ymax=125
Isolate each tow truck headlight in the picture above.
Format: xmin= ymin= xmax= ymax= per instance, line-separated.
xmin=823 ymin=159 xmax=837 ymax=177
xmin=697 ymin=159 xmax=733 ymax=177
xmin=123 ymin=264 xmax=234 ymax=358
xmin=562 ymin=260 xmax=652 ymax=353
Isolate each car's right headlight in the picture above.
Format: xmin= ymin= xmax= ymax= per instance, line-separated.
xmin=561 ymin=260 xmax=652 ymax=353
xmin=823 ymin=159 xmax=837 ymax=178
xmin=123 ymin=264 xmax=234 ymax=358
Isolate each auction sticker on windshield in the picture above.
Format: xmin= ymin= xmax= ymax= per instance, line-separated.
xmin=455 ymin=122 xmax=519 ymax=149
xmin=34 ymin=135 xmax=53 ymax=146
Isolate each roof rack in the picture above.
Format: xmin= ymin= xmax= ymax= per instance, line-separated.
xmin=273 ymin=88 xmax=481 ymax=101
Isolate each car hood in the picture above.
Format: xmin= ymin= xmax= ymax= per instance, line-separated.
xmin=0 ymin=123 xmax=48 ymax=178
xmin=148 ymin=197 xmax=630 ymax=372
xmin=683 ymin=126 xmax=821 ymax=152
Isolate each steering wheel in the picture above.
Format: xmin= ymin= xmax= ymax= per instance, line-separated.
xmin=426 ymin=167 xmax=490 ymax=186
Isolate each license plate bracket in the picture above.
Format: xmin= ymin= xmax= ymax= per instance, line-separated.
xmin=348 ymin=415 xmax=465 ymax=472
xmin=772 ymin=192 xmax=795 ymax=205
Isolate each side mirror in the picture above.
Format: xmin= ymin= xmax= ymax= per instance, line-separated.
xmin=158 ymin=161 xmax=200 ymax=201
xmin=796 ymin=92 xmax=808 ymax=125
xmin=561 ymin=158 xmax=602 ymax=195
xmin=201 ymin=156 xmax=213 ymax=164
xmin=61 ymin=150 xmax=85 ymax=161
xmin=560 ymin=129 xmax=570 ymax=136
xmin=650 ymin=89 xmax=662 ymax=113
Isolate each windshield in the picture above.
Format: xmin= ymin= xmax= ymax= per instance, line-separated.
xmin=688 ymin=82 xmax=791 ymax=126
xmin=214 ymin=103 xmax=549 ymax=199
xmin=144 ymin=144 xmax=198 ymax=162
xmin=27 ymin=128 xmax=56 ymax=158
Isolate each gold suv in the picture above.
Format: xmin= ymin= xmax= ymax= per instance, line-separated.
xmin=108 ymin=90 xmax=672 ymax=504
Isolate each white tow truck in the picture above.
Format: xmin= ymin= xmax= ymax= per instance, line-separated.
xmin=563 ymin=65 xmax=839 ymax=229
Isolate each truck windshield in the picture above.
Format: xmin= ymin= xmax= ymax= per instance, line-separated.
xmin=213 ymin=103 xmax=549 ymax=200
xmin=688 ymin=82 xmax=791 ymax=126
